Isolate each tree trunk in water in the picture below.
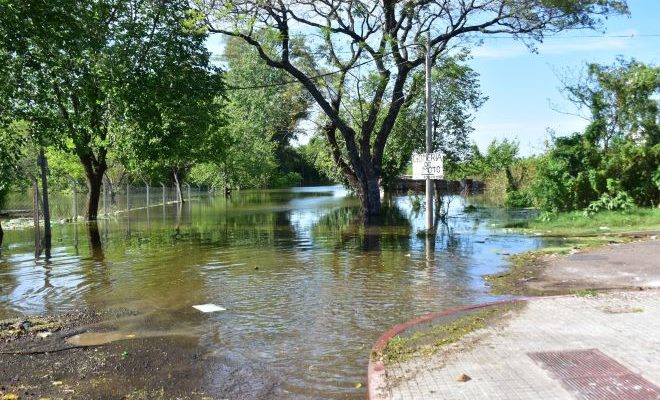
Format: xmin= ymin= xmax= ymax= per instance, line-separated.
xmin=78 ymin=150 xmax=107 ymax=221
xmin=358 ymin=176 xmax=382 ymax=218
xmin=173 ymin=169 xmax=184 ymax=204
xmin=38 ymin=148 xmax=51 ymax=255
xmin=85 ymin=173 xmax=104 ymax=221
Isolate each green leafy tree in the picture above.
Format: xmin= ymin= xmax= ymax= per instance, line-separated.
xmin=564 ymin=58 xmax=659 ymax=149
xmin=200 ymin=0 xmax=628 ymax=216
xmin=0 ymin=0 xmax=222 ymax=219
xmin=0 ymin=121 xmax=29 ymax=244
xmin=533 ymin=59 xmax=659 ymax=211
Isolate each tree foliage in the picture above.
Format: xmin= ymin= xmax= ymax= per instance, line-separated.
xmin=528 ymin=60 xmax=659 ymax=212
xmin=189 ymin=34 xmax=312 ymax=190
xmin=0 ymin=0 xmax=222 ymax=219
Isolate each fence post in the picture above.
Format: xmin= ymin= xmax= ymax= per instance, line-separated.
xmin=127 ymin=182 xmax=131 ymax=211
xmin=161 ymin=183 xmax=166 ymax=206
xmin=72 ymin=179 xmax=78 ymax=222
xmin=146 ymin=182 xmax=150 ymax=208
xmin=103 ymin=178 xmax=107 ymax=216
xmin=33 ymin=180 xmax=41 ymax=256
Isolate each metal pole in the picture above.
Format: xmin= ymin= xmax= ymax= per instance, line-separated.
xmin=103 ymin=178 xmax=107 ymax=217
xmin=425 ymin=32 xmax=434 ymax=233
xmin=72 ymin=180 xmax=77 ymax=222
xmin=33 ymin=180 xmax=41 ymax=256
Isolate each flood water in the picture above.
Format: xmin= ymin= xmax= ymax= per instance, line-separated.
xmin=0 ymin=186 xmax=549 ymax=398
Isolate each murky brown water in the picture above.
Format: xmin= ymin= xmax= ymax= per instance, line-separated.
xmin=0 ymin=186 xmax=548 ymax=398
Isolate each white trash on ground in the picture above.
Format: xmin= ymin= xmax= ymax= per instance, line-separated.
xmin=193 ymin=304 xmax=226 ymax=313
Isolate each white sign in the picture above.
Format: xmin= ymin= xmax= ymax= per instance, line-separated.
xmin=412 ymin=152 xmax=444 ymax=180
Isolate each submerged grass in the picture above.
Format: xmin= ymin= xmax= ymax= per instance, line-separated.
xmin=504 ymin=208 xmax=660 ymax=237
xmin=375 ymin=303 xmax=521 ymax=365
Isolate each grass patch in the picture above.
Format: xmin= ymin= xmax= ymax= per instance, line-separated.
xmin=575 ymin=289 xmax=598 ymax=297
xmin=374 ymin=304 xmax=520 ymax=365
xmin=523 ymin=208 xmax=660 ymax=237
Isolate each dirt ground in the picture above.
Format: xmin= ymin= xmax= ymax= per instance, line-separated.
xmin=527 ymin=237 xmax=660 ymax=292
xmin=0 ymin=311 xmax=277 ymax=400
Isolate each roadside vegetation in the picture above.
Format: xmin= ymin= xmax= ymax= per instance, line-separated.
xmin=463 ymin=59 xmax=659 ymax=233
xmin=375 ymin=303 xmax=522 ymax=365
xmin=508 ymin=208 xmax=660 ymax=236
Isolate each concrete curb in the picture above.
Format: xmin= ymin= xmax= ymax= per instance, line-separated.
xmin=366 ymin=298 xmax=527 ymax=400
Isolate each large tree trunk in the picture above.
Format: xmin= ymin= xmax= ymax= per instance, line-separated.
xmin=80 ymin=155 xmax=106 ymax=221
xmin=358 ymin=176 xmax=382 ymax=217
xmin=85 ymin=172 xmax=104 ymax=221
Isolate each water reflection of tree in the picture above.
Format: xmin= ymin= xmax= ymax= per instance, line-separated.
xmin=311 ymin=204 xmax=412 ymax=252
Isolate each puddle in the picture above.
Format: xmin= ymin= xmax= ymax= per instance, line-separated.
xmin=66 ymin=331 xmax=138 ymax=346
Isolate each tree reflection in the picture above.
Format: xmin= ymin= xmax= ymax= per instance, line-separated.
xmin=312 ymin=203 xmax=412 ymax=252
xmin=88 ymin=221 xmax=104 ymax=261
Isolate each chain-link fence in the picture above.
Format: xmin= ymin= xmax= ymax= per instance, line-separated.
xmin=2 ymin=183 xmax=209 ymax=221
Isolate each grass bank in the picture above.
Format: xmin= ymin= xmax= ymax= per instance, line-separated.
xmin=504 ymin=208 xmax=660 ymax=237
xmin=374 ymin=303 xmax=522 ymax=365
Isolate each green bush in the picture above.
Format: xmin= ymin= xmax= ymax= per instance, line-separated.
xmin=504 ymin=189 xmax=533 ymax=208
xmin=584 ymin=192 xmax=635 ymax=215
xmin=271 ymin=172 xmax=303 ymax=188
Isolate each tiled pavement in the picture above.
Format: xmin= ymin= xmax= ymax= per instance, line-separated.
xmin=382 ymin=291 xmax=660 ymax=399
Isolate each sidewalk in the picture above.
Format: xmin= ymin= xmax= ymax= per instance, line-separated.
xmin=377 ymin=291 xmax=660 ymax=399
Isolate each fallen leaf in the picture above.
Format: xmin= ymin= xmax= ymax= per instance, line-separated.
xmin=457 ymin=373 xmax=471 ymax=382
xmin=354 ymin=383 xmax=362 ymax=389
xmin=52 ymin=381 xmax=63 ymax=386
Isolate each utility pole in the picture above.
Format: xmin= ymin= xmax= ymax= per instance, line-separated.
xmin=425 ymin=32 xmax=434 ymax=233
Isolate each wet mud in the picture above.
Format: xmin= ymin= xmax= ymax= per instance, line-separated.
xmin=0 ymin=310 xmax=279 ymax=400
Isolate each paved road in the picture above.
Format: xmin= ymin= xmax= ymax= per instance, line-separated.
xmin=381 ymin=291 xmax=660 ymax=399
xmin=528 ymin=238 xmax=660 ymax=292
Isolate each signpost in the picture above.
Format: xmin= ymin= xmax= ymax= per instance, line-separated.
xmin=412 ymin=152 xmax=444 ymax=180
xmin=408 ymin=32 xmax=443 ymax=235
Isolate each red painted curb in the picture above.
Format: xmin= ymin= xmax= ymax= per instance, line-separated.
xmin=366 ymin=298 xmax=526 ymax=400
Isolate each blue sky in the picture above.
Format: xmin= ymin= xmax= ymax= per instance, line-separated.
xmin=468 ymin=0 xmax=659 ymax=155
xmin=206 ymin=1 xmax=659 ymax=155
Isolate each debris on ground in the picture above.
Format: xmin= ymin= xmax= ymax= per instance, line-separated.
xmin=192 ymin=304 xmax=226 ymax=313
xmin=0 ymin=316 xmax=63 ymax=341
